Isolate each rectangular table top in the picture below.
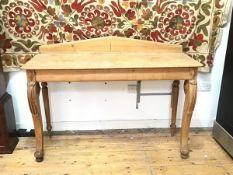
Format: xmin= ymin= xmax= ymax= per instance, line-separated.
xmin=22 ymin=52 xmax=202 ymax=70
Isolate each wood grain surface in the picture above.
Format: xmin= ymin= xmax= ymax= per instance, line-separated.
xmin=22 ymin=36 xmax=202 ymax=70
xmin=22 ymin=52 xmax=201 ymax=70
xmin=0 ymin=130 xmax=232 ymax=175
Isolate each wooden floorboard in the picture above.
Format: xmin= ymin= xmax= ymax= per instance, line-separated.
xmin=0 ymin=130 xmax=232 ymax=175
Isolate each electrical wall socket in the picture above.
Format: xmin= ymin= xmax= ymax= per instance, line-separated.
xmin=128 ymin=84 xmax=137 ymax=93
xmin=198 ymin=82 xmax=211 ymax=91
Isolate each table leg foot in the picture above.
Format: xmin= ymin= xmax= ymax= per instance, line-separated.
xmin=46 ymin=124 xmax=52 ymax=138
xmin=34 ymin=151 xmax=44 ymax=162
xmin=180 ymin=149 xmax=189 ymax=159
xmin=47 ymin=128 xmax=52 ymax=138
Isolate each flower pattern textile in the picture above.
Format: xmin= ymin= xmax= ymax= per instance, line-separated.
xmin=0 ymin=0 xmax=231 ymax=72
xmin=2 ymin=1 xmax=40 ymax=39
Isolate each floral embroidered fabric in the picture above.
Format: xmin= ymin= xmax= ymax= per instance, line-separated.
xmin=0 ymin=0 xmax=231 ymax=72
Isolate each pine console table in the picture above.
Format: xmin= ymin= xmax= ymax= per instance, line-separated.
xmin=22 ymin=36 xmax=202 ymax=162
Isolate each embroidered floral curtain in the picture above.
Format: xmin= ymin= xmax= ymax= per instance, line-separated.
xmin=0 ymin=0 xmax=231 ymax=72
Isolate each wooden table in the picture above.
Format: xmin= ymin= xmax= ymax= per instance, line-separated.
xmin=22 ymin=36 xmax=202 ymax=162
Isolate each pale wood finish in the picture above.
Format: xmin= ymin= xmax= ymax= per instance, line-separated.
xmin=170 ymin=80 xmax=180 ymax=136
xmin=41 ymin=82 xmax=52 ymax=138
xmin=39 ymin=36 xmax=182 ymax=53
xmin=22 ymin=52 xmax=201 ymax=70
xmin=22 ymin=36 xmax=202 ymax=161
xmin=35 ymin=68 xmax=196 ymax=82
xmin=180 ymin=77 xmax=198 ymax=159
xmin=26 ymin=70 xmax=44 ymax=162
xmin=0 ymin=131 xmax=232 ymax=175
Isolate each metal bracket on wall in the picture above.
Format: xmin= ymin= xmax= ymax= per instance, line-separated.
xmin=136 ymin=81 xmax=172 ymax=109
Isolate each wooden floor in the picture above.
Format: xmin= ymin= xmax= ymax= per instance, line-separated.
xmin=0 ymin=130 xmax=232 ymax=175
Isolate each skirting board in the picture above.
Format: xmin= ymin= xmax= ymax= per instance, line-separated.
xmin=16 ymin=118 xmax=215 ymax=131
xmin=212 ymin=121 xmax=233 ymax=157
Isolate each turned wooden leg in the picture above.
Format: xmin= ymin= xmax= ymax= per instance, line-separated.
xmin=170 ymin=80 xmax=180 ymax=136
xmin=41 ymin=82 xmax=52 ymax=138
xmin=27 ymin=71 xmax=44 ymax=162
xmin=180 ymin=79 xmax=197 ymax=159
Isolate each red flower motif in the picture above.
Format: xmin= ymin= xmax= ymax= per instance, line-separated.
xmin=151 ymin=30 xmax=167 ymax=42
xmin=2 ymin=1 xmax=40 ymax=38
xmin=71 ymin=0 xmax=96 ymax=13
xmin=73 ymin=29 xmax=89 ymax=40
xmin=110 ymin=0 xmax=126 ymax=17
xmin=189 ymin=34 xmax=208 ymax=51
xmin=79 ymin=5 xmax=116 ymax=36
xmin=48 ymin=24 xmax=57 ymax=33
xmin=152 ymin=0 xmax=175 ymax=14
xmin=142 ymin=9 xmax=152 ymax=20
xmin=8 ymin=7 xmax=35 ymax=34
xmin=157 ymin=4 xmax=197 ymax=43
xmin=64 ymin=24 xmax=73 ymax=33
xmin=124 ymin=28 xmax=135 ymax=37
xmin=113 ymin=30 xmax=125 ymax=37
xmin=130 ymin=1 xmax=148 ymax=8
xmin=29 ymin=0 xmax=47 ymax=12
xmin=0 ymin=33 xmax=12 ymax=53
xmin=61 ymin=4 xmax=72 ymax=16
xmin=125 ymin=9 xmax=136 ymax=20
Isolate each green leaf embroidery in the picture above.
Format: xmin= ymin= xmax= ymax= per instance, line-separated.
xmin=55 ymin=0 xmax=61 ymax=6
xmin=0 ymin=0 xmax=8 ymax=10
xmin=201 ymin=4 xmax=211 ymax=16
xmin=70 ymin=14 xmax=79 ymax=26
xmin=117 ymin=19 xmax=126 ymax=29
xmin=12 ymin=40 xmax=41 ymax=52
xmin=0 ymin=20 xmax=3 ymax=32
xmin=190 ymin=0 xmax=201 ymax=11
xmin=39 ymin=14 xmax=49 ymax=24
xmin=150 ymin=16 xmax=158 ymax=28
xmin=197 ymin=20 xmax=210 ymax=36
xmin=196 ymin=13 xmax=205 ymax=25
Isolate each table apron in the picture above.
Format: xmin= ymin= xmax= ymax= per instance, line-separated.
xmin=34 ymin=68 xmax=197 ymax=82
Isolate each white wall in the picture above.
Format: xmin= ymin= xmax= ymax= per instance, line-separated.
xmin=6 ymin=20 xmax=231 ymax=131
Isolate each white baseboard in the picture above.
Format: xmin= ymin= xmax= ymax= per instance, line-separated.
xmin=16 ymin=118 xmax=214 ymax=131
